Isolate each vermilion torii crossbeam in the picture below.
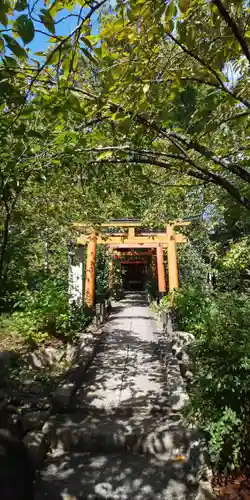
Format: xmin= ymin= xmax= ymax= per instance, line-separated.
xmin=72 ymin=220 xmax=190 ymax=307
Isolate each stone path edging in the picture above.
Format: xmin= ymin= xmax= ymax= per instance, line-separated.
xmin=156 ymin=312 xmax=215 ymax=499
xmin=23 ymin=322 xmax=104 ymax=469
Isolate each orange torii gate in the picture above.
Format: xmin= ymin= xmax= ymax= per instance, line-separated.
xmin=73 ymin=219 xmax=190 ymax=307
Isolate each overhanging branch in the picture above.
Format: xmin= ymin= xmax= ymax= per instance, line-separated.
xmin=165 ymin=32 xmax=250 ymax=109
xmin=90 ymin=155 xmax=250 ymax=209
xmin=71 ymin=89 xmax=250 ymax=198
xmin=212 ymin=0 xmax=250 ymax=64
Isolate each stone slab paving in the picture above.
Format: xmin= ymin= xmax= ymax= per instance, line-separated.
xmin=35 ymin=450 xmax=197 ymax=500
xmin=34 ymin=293 xmax=204 ymax=499
xmin=74 ymin=293 xmax=168 ymax=412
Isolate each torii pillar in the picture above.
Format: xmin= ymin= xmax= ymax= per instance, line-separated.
xmin=167 ymin=224 xmax=179 ymax=291
xmin=156 ymin=225 xmax=179 ymax=295
xmin=156 ymin=245 xmax=166 ymax=294
xmin=108 ymin=257 xmax=114 ymax=292
xmin=84 ymin=234 xmax=97 ymax=307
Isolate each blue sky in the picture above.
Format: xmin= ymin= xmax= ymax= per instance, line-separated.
xmin=5 ymin=0 xmax=101 ymax=55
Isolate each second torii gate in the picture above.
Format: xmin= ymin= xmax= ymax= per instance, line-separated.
xmin=73 ymin=219 xmax=190 ymax=307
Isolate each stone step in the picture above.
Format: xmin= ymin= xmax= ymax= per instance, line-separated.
xmin=66 ymin=401 xmax=174 ymax=417
xmin=44 ymin=410 xmax=205 ymax=467
xmin=34 ymin=450 xmax=200 ymax=500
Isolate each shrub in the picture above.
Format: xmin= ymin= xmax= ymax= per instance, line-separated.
xmin=187 ymin=293 xmax=250 ymax=470
xmin=9 ymin=310 xmax=49 ymax=345
xmin=5 ymin=278 xmax=92 ymax=345
xmin=95 ymin=246 xmax=110 ymax=301
xmin=163 ymin=286 xmax=250 ymax=471
xmin=178 ymin=243 xmax=210 ymax=288
xmin=216 ymin=238 xmax=250 ymax=292
xmin=56 ymin=302 xmax=93 ymax=341
xmin=159 ymin=285 xmax=212 ymax=336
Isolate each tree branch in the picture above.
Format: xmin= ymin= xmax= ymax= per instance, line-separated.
xmin=91 ymin=155 xmax=250 ymax=209
xmin=212 ymin=0 xmax=250 ymax=64
xmin=83 ymin=145 xmax=187 ymax=162
xmin=128 ymin=109 xmax=250 ymax=185
xmin=166 ymin=32 xmax=250 ymax=109
xmin=6 ymin=0 xmax=107 ymax=131
xmin=172 ymin=133 xmax=250 ymax=184
xmin=200 ymin=110 xmax=250 ymax=137
xmin=71 ymin=89 xmax=250 ymax=195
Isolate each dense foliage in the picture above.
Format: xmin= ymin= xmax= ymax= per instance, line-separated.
xmin=157 ymin=223 xmax=250 ymax=473
xmin=0 ymin=0 xmax=250 ymax=477
xmin=0 ymin=277 xmax=93 ymax=344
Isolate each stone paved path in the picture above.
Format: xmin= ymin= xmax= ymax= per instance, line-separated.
xmin=75 ymin=293 xmax=168 ymax=412
xmin=34 ymin=293 xmax=203 ymax=500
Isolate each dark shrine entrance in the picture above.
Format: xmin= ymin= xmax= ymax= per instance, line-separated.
xmin=122 ymin=262 xmax=147 ymax=291
xmin=115 ymin=248 xmax=153 ymax=292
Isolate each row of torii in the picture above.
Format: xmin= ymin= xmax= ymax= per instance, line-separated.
xmin=73 ymin=219 xmax=191 ymax=307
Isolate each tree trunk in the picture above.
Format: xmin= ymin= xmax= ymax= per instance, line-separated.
xmin=0 ymin=212 xmax=10 ymax=282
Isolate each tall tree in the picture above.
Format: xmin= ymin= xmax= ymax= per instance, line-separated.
xmin=69 ymin=0 xmax=250 ymax=209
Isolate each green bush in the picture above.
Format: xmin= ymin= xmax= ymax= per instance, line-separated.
xmin=188 ymin=293 xmax=250 ymax=470
xmin=56 ymin=302 xmax=93 ymax=341
xmin=95 ymin=246 xmax=110 ymax=301
xmin=178 ymin=243 xmax=210 ymax=288
xmin=159 ymin=285 xmax=212 ymax=336
xmin=6 ymin=278 xmax=91 ymax=345
xmin=216 ymin=238 xmax=250 ymax=292
xmin=164 ymin=286 xmax=250 ymax=471
xmin=9 ymin=310 xmax=49 ymax=345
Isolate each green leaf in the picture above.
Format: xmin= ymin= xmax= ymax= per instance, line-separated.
xmin=97 ymin=151 xmax=113 ymax=160
xmin=55 ymin=132 xmax=66 ymax=144
xmin=165 ymin=19 xmax=174 ymax=33
xmin=49 ymin=0 xmax=63 ymax=17
xmin=49 ymin=0 xmax=64 ymax=16
xmin=27 ymin=130 xmax=43 ymax=138
xmin=165 ymin=1 xmax=176 ymax=21
xmin=83 ymin=34 xmax=97 ymax=45
xmin=3 ymin=56 xmax=18 ymax=66
xmin=162 ymin=120 xmax=170 ymax=128
xmin=179 ymin=0 xmax=190 ymax=13
xmin=40 ymin=8 xmax=55 ymax=34
xmin=14 ymin=15 xmax=35 ymax=44
xmin=14 ymin=0 xmax=27 ymax=11
xmin=68 ymin=93 xmax=81 ymax=111
xmin=143 ymin=83 xmax=150 ymax=93
xmin=0 ymin=37 xmax=4 ymax=51
xmin=210 ymin=4 xmax=218 ymax=27
xmin=0 ymin=10 xmax=8 ymax=27
xmin=101 ymin=42 xmax=109 ymax=58
xmin=81 ymin=36 xmax=92 ymax=49
xmin=80 ymin=47 xmax=98 ymax=65
xmin=245 ymin=31 xmax=250 ymax=38
xmin=127 ymin=9 xmax=134 ymax=22
xmin=3 ymin=34 xmax=27 ymax=58
xmin=62 ymin=53 xmax=71 ymax=77
xmin=47 ymin=47 xmax=61 ymax=64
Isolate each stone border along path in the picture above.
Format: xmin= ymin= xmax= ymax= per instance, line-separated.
xmin=34 ymin=293 xmax=214 ymax=500
xmin=23 ymin=321 xmax=105 ymax=468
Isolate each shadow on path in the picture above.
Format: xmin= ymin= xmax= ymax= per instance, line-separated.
xmin=35 ymin=450 xmax=198 ymax=500
xmin=34 ymin=293 xmax=202 ymax=500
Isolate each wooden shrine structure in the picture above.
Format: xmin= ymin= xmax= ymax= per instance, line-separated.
xmin=72 ymin=219 xmax=190 ymax=307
